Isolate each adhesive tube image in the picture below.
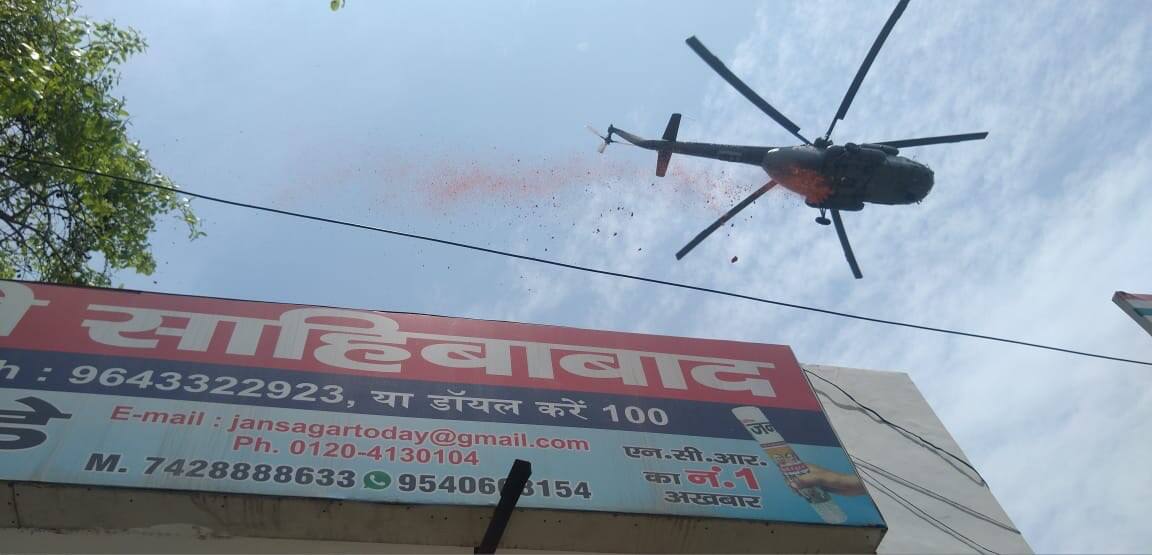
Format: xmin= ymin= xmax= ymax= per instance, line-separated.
xmin=732 ymin=406 xmax=847 ymax=524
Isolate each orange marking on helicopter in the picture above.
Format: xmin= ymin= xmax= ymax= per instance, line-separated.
xmin=774 ymin=166 xmax=833 ymax=204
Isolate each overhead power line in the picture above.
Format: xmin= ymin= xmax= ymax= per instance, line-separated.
xmin=807 ymin=370 xmax=1024 ymax=539
xmin=859 ymin=468 xmax=1001 ymax=555
xmin=4 ymin=153 xmax=1150 ymax=368
xmin=850 ymin=455 xmax=1020 ymax=534
xmin=804 ymin=369 xmax=985 ymax=484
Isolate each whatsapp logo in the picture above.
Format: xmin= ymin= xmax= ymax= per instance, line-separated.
xmin=363 ymin=470 xmax=392 ymax=490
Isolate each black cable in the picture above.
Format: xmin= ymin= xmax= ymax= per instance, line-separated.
xmin=806 ymin=370 xmax=1020 ymax=538
xmin=804 ymin=369 xmax=986 ymax=485
xmin=5 ymin=153 xmax=1151 ymax=368
xmin=859 ymin=468 xmax=1001 ymax=555
xmin=850 ymin=455 xmax=1020 ymax=534
xmin=859 ymin=471 xmax=993 ymax=554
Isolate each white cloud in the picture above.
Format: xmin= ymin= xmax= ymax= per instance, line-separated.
xmin=471 ymin=1 xmax=1152 ymax=551
xmin=97 ymin=1 xmax=1149 ymax=550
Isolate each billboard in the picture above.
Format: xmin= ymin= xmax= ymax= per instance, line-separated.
xmin=0 ymin=280 xmax=883 ymax=532
xmin=1114 ymin=291 xmax=1152 ymax=338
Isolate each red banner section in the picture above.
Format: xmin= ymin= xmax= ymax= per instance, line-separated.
xmin=0 ymin=281 xmax=820 ymax=410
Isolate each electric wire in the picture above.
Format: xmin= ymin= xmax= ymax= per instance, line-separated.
xmin=809 ymin=366 xmax=1023 ymax=547
xmin=804 ymin=368 xmax=986 ymax=485
xmin=3 ymin=155 xmax=1037 ymax=552
xmin=858 ymin=467 xmax=1001 ymax=555
xmin=858 ymin=470 xmax=991 ymax=553
xmin=4 ymin=153 xmax=1150 ymax=369
xmin=850 ymin=455 xmax=1019 ymax=534
xmin=806 ymin=368 xmax=1019 ymax=545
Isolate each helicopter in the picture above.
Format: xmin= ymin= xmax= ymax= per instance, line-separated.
xmin=589 ymin=0 xmax=987 ymax=279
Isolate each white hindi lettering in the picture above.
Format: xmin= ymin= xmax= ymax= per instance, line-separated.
xmin=69 ymin=293 xmax=778 ymax=398
xmin=490 ymin=399 xmax=521 ymax=416
xmin=369 ymin=390 xmax=414 ymax=409
xmin=412 ymin=334 xmax=556 ymax=379
xmin=464 ymin=397 xmax=494 ymax=414
xmin=420 ymin=339 xmax=515 ymax=376
xmin=534 ymin=398 xmax=589 ymax=420
xmin=427 ymin=389 xmax=521 ymax=415
xmin=273 ymin=308 xmax=410 ymax=373
xmin=0 ymin=282 xmax=49 ymax=336
xmin=81 ymin=305 xmax=278 ymax=354
xmin=544 ymin=347 xmax=775 ymax=398
xmin=428 ymin=390 xmax=467 ymax=412
xmin=82 ymin=306 xmax=164 ymax=348
xmin=80 ymin=305 xmax=414 ymax=375
xmin=557 ymin=350 xmax=648 ymax=386
xmin=689 ymin=360 xmax=776 ymax=398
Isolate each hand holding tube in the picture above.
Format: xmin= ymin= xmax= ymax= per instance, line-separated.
xmin=789 ymin=464 xmax=867 ymax=496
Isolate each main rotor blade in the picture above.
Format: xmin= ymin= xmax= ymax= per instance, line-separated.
xmin=830 ymin=209 xmax=863 ymax=279
xmin=823 ymin=0 xmax=910 ymax=141
xmin=874 ymin=132 xmax=988 ymax=148
xmin=685 ymin=36 xmax=811 ymax=146
xmin=676 ymin=181 xmax=776 ymax=260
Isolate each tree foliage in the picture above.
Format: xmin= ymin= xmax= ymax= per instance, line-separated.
xmin=0 ymin=0 xmax=201 ymax=286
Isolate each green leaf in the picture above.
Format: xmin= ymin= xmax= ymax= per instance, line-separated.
xmin=0 ymin=0 xmax=203 ymax=286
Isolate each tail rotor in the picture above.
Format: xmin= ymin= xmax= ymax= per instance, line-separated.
xmin=586 ymin=125 xmax=614 ymax=154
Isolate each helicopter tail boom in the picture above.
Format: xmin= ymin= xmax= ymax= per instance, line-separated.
xmin=607 ymin=115 xmax=772 ymax=173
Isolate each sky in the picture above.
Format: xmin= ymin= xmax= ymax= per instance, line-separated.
xmin=75 ymin=0 xmax=1152 ymax=552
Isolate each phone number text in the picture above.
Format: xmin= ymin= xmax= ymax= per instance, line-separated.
xmin=83 ymin=453 xmax=357 ymax=488
xmin=396 ymin=473 xmax=592 ymax=498
xmin=68 ymin=365 xmax=349 ymax=406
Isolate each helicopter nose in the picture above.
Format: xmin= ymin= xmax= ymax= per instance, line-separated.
xmin=905 ymin=164 xmax=935 ymax=201
xmin=918 ymin=165 xmax=935 ymax=194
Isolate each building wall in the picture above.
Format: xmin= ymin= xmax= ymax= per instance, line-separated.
xmin=805 ymin=364 xmax=1032 ymax=554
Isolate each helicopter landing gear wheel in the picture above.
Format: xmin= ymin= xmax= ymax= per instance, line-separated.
xmin=815 ymin=209 xmax=831 ymax=226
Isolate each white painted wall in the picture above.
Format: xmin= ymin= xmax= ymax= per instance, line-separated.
xmin=805 ymin=364 xmax=1032 ymax=554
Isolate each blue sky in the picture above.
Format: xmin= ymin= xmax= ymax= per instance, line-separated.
xmin=82 ymin=1 xmax=1151 ymax=552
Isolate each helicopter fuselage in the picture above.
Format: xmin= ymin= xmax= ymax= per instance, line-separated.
xmin=762 ymin=144 xmax=934 ymax=211
xmin=598 ymin=11 xmax=989 ymax=278
xmin=607 ymin=127 xmax=935 ymax=212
